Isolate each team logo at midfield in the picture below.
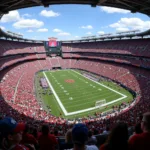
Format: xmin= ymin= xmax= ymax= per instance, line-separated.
xmin=65 ymin=79 xmax=75 ymax=83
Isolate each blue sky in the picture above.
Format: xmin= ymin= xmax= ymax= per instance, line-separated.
xmin=0 ymin=4 xmax=150 ymax=40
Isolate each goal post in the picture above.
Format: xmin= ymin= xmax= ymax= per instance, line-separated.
xmin=95 ymin=99 xmax=106 ymax=107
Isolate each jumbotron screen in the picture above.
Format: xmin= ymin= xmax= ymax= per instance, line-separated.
xmin=44 ymin=40 xmax=62 ymax=55
xmin=49 ymin=40 xmax=57 ymax=47
xmin=46 ymin=40 xmax=61 ymax=48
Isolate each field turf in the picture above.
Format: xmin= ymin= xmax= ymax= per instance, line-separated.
xmin=35 ymin=69 xmax=133 ymax=119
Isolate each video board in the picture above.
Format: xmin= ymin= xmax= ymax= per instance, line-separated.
xmin=43 ymin=40 xmax=62 ymax=56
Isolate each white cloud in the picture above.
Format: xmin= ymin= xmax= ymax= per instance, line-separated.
xmin=1 ymin=10 xmax=20 ymax=23
xmin=40 ymin=10 xmax=60 ymax=17
xmin=52 ymin=28 xmax=71 ymax=36
xmin=75 ymin=36 xmax=79 ymax=38
xmin=37 ymin=28 xmax=48 ymax=32
xmin=109 ymin=17 xmax=150 ymax=31
xmin=101 ymin=6 xmax=130 ymax=14
xmin=27 ymin=29 xmax=33 ymax=32
xmin=80 ymin=25 xmax=93 ymax=29
xmin=86 ymin=32 xmax=92 ymax=35
xmin=22 ymin=14 xmax=32 ymax=17
xmin=58 ymin=32 xmax=71 ymax=36
xmin=0 ymin=26 xmax=5 ymax=30
xmin=53 ymin=28 xmax=62 ymax=32
xmin=97 ymin=31 xmax=105 ymax=35
xmin=116 ymin=27 xmax=129 ymax=32
xmin=13 ymin=19 xmax=44 ymax=29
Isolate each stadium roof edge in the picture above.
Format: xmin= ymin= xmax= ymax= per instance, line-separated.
xmin=0 ymin=0 xmax=150 ymax=18
xmin=60 ymin=29 xmax=150 ymax=43
xmin=0 ymin=28 xmax=44 ymax=43
xmin=0 ymin=27 xmax=150 ymax=43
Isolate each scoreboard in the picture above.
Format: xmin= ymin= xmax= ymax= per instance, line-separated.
xmin=44 ymin=41 xmax=61 ymax=48
xmin=49 ymin=40 xmax=57 ymax=47
xmin=44 ymin=39 xmax=62 ymax=56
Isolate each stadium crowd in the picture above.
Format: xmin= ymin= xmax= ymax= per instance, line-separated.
xmin=0 ymin=59 xmax=150 ymax=137
xmin=1 ymin=111 xmax=150 ymax=150
xmin=0 ymin=39 xmax=150 ymax=149
xmin=62 ymin=39 xmax=150 ymax=57
xmin=0 ymin=57 xmax=150 ymax=132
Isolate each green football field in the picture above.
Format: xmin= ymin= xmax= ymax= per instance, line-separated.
xmin=36 ymin=69 xmax=133 ymax=119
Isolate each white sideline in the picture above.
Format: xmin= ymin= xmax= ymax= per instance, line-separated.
xmin=43 ymin=72 xmax=67 ymax=115
xmin=43 ymin=70 xmax=127 ymax=116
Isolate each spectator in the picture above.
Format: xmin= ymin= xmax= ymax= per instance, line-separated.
xmin=129 ymin=112 xmax=150 ymax=150
xmin=102 ymin=126 xmax=109 ymax=135
xmin=54 ymin=130 xmax=60 ymax=136
xmin=93 ymin=129 xmax=99 ymax=136
xmin=134 ymin=123 xmax=143 ymax=134
xmin=0 ymin=117 xmax=29 ymax=150
xmin=100 ymin=122 xmax=129 ymax=150
xmin=31 ymin=127 xmax=39 ymax=140
xmin=38 ymin=124 xmax=58 ymax=150
xmin=59 ymin=129 xmax=73 ymax=150
xmin=129 ymin=123 xmax=142 ymax=139
xmin=65 ymin=129 xmax=72 ymax=143
xmin=87 ymin=130 xmax=97 ymax=145
xmin=71 ymin=123 xmax=98 ymax=150
xmin=21 ymin=125 xmax=38 ymax=150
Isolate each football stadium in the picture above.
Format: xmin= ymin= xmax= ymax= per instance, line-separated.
xmin=0 ymin=0 xmax=150 ymax=149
